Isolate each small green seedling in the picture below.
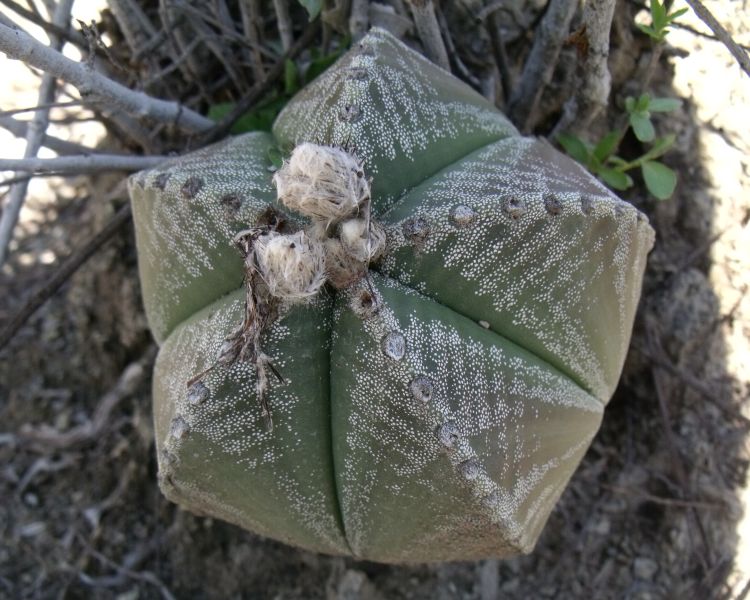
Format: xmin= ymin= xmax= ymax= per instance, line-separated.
xmin=625 ymin=93 xmax=682 ymax=143
xmin=558 ymin=93 xmax=681 ymax=200
xmin=637 ymin=0 xmax=688 ymax=42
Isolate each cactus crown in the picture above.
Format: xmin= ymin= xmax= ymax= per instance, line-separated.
xmin=128 ymin=29 xmax=655 ymax=563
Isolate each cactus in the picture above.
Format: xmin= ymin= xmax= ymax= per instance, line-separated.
xmin=128 ymin=29 xmax=654 ymax=563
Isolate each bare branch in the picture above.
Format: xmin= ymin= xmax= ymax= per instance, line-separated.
xmin=0 ymin=0 xmax=73 ymax=267
xmin=682 ymin=0 xmax=750 ymax=77
xmin=19 ymin=346 xmax=155 ymax=449
xmin=273 ymin=0 xmax=294 ymax=51
xmin=0 ymin=154 xmax=167 ymax=174
xmin=350 ymin=0 xmax=370 ymax=41
xmin=507 ymin=0 xmax=578 ymax=131
xmin=199 ymin=20 xmax=320 ymax=145
xmin=0 ymin=202 xmax=132 ymax=351
xmin=0 ymin=99 xmax=84 ymax=117
xmin=552 ymin=0 xmax=617 ymax=136
xmin=0 ymin=21 xmax=214 ymax=133
xmin=485 ymin=8 xmax=515 ymax=106
xmin=239 ymin=0 xmax=267 ymax=81
xmin=107 ymin=0 xmax=160 ymax=57
xmin=0 ymin=0 xmax=88 ymax=50
xmin=0 ymin=114 xmax=93 ymax=155
xmin=405 ymin=0 xmax=450 ymax=71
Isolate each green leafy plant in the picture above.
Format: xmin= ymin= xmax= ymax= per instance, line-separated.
xmin=636 ymin=0 xmax=688 ymax=42
xmin=129 ymin=29 xmax=654 ymax=563
xmin=558 ymin=93 xmax=681 ymax=200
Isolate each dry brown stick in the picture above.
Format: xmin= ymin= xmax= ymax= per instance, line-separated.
xmin=0 ymin=99 xmax=84 ymax=117
xmin=107 ymin=0 xmax=160 ymax=57
xmin=485 ymin=7 xmax=514 ymax=105
xmin=507 ymin=0 xmax=578 ymax=132
xmin=436 ymin=4 xmax=480 ymax=88
xmin=405 ymin=0 xmax=450 ymax=71
xmin=632 ymin=343 xmax=748 ymax=426
xmin=601 ymin=484 xmax=724 ymax=510
xmin=552 ymin=0 xmax=617 ymax=137
xmin=0 ymin=203 xmax=132 ymax=351
xmin=682 ymin=0 xmax=750 ymax=77
xmin=0 ymin=114 xmax=91 ymax=155
xmin=0 ymin=154 xmax=167 ymax=174
xmin=273 ymin=0 xmax=294 ymax=51
xmin=0 ymin=0 xmax=73 ymax=267
xmin=239 ymin=0 xmax=267 ymax=81
xmin=646 ymin=325 xmax=713 ymax=570
xmin=0 ymin=0 xmax=88 ymax=50
xmin=198 ymin=20 xmax=320 ymax=146
xmin=350 ymin=0 xmax=370 ymax=41
xmin=0 ymin=20 xmax=213 ymax=133
xmin=19 ymin=347 xmax=155 ymax=449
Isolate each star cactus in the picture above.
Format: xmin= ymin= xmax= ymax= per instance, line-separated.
xmin=128 ymin=28 xmax=654 ymax=563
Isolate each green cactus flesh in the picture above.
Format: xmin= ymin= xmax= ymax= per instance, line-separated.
xmin=130 ymin=28 xmax=654 ymax=563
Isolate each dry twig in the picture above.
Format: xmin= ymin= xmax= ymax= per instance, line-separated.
xmin=405 ymin=0 xmax=450 ymax=71
xmin=273 ymin=0 xmax=294 ymax=51
xmin=199 ymin=19 xmax=320 ymax=145
xmin=0 ymin=114 xmax=92 ymax=157
xmin=0 ymin=154 xmax=167 ymax=174
xmin=0 ymin=202 xmax=133 ymax=351
xmin=0 ymin=0 xmax=74 ymax=266
xmin=0 ymin=20 xmax=213 ymax=133
xmin=682 ymin=0 xmax=750 ymax=77
xmin=19 ymin=347 xmax=156 ymax=449
xmin=507 ymin=0 xmax=578 ymax=131
xmin=552 ymin=0 xmax=617 ymax=136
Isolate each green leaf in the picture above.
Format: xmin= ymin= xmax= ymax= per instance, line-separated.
xmin=642 ymin=160 xmax=677 ymax=199
xmin=640 ymin=134 xmax=676 ymax=161
xmin=650 ymin=0 xmax=666 ymax=22
xmin=629 ymin=112 xmax=655 ymax=142
xmin=298 ymin=0 xmax=321 ymax=20
xmin=607 ymin=155 xmax=629 ymax=168
xmin=648 ymin=97 xmax=681 ymax=112
xmin=593 ymin=131 xmax=621 ymax=162
xmin=267 ymin=146 xmax=284 ymax=169
xmin=284 ymin=59 xmax=299 ymax=95
xmin=207 ymin=102 xmax=233 ymax=122
xmin=636 ymin=23 xmax=659 ymax=39
xmin=599 ymin=167 xmax=634 ymax=191
xmin=625 ymin=96 xmax=636 ymax=113
xmin=666 ymin=7 xmax=688 ymax=22
xmin=305 ymin=46 xmax=346 ymax=83
xmin=636 ymin=94 xmax=651 ymax=112
xmin=557 ymin=132 xmax=591 ymax=166
xmin=209 ymin=97 xmax=290 ymax=134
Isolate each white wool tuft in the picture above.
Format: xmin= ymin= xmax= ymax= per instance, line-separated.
xmin=254 ymin=231 xmax=326 ymax=302
xmin=273 ymin=143 xmax=370 ymax=224
xmin=340 ymin=218 xmax=386 ymax=263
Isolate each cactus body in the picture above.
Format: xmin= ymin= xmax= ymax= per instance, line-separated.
xmin=129 ymin=29 xmax=654 ymax=562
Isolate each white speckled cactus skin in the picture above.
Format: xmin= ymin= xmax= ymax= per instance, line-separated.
xmin=128 ymin=29 xmax=654 ymax=563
